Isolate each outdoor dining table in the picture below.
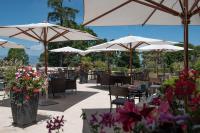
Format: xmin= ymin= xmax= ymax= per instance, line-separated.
xmin=119 ymin=84 xmax=144 ymax=102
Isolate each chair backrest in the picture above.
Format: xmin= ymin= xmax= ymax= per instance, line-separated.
xmin=101 ymin=73 xmax=114 ymax=85
xmin=110 ymin=87 xmax=129 ymax=97
xmin=58 ymin=68 xmax=65 ymax=78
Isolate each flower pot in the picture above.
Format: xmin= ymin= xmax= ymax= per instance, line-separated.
xmin=10 ymin=92 xmax=39 ymax=127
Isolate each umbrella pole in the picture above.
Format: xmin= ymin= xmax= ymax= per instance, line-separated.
xmin=43 ymin=42 xmax=49 ymax=100
xmin=107 ymin=52 xmax=112 ymax=74
xmin=44 ymin=42 xmax=48 ymax=75
xmin=156 ymin=52 xmax=159 ymax=78
xmin=183 ymin=0 xmax=189 ymax=70
xmin=130 ymin=48 xmax=133 ymax=84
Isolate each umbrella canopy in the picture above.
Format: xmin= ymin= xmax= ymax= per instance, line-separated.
xmin=0 ymin=23 xmax=98 ymax=42
xmin=89 ymin=35 xmax=171 ymax=50
xmin=136 ymin=44 xmax=185 ymax=52
xmin=49 ymin=46 xmax=84 ymax=55
xmin=0 ymin=22 xmax=98 ymax=74
xmin=83 ymin=48 xmax=128 ymax=55
xmin=83 ymin=0 xmax=200 ymax=26
xmin=0 ymin=38 xmax=24 ymax=49
xmin=83 ymin=0 xmax=200 ymax=69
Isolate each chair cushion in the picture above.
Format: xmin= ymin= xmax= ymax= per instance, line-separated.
xmin=111 ymin=98 xmax=127 ymax=105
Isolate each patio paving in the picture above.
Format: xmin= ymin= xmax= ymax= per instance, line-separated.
xmin=0 ymin=80 xmax=111 ymax=133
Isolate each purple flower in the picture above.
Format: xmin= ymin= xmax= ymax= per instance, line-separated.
xmin=46 ymin=115 xmax=64 ymax=133
xmin=99 ymin=112 xmax=116 ymax=128
xmin=90 ymin=113 xmax=98 ymax=125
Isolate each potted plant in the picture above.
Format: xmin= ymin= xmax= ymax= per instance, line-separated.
xmin=6 ymin=66 xmax=44 ymax=127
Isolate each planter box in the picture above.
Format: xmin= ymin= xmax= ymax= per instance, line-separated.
xmin=10 ymin=93 xmax=39 ymax=127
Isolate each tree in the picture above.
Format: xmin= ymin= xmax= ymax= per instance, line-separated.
xmin=44 ymin=0 xmax=101 ymax=67
xmin=117 ymin=51 xmax=140 ymax=68
xmin=7 ymin=48 xmax=29 ymax=65
xmin=48 ymin=0 xmax=78 ymax=26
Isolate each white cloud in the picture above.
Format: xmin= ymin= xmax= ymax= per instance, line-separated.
xmin=30 ymin=44 xmax=44 ymax=51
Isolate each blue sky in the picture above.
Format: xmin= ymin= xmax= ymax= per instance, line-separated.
xmin=0 ymin=0 xmax=200 ymax=57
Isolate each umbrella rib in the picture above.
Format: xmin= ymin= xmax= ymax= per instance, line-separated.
xmin=14 ymin=28 xmax=41 ymax=41
xmin=49 ymin=27 xmax=70 ymax=41
xmin=133 ymin=0 xmax=180 ymax=16
xmin=189 ymin=0 xmax=200 ymax=13
xmin=47 ymin=29 xmax=70 ymax=43
xmin=83 ymin=0 xmax=132 ymax=26
xmin=132 ymin=42 xmax=145 ymax=49
xmin=196 ymin=5 xmax=200 ymax=17
xmin=0 ymin=41 xmax=7 ymax=46
xmin=190 ymin=5 xmax=200 ymax=16
xmin=106 ymin=43 xmax=129 ymax=50
xmin=40 ymin=28 xmax=44 ymax=39
xmin=178 ymin=0 xmax=184 ymax=13
xmin=9 ymin=27 xmax=34 ymax=38
xmin=30 ymin=29 xmax=43 ymax=41
xmin=142 ymin=0 xmax=165 ymax=26
xmin=142 ymin=0 xmax=180 ymax=16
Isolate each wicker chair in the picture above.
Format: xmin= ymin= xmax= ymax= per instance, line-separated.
xmin=48 ymin=77 xmax=66 ymax=97
xmin=109 ymin=86 xmax=130 ymax=111
xmin=100 ymin=73 xmax=114 ymax=86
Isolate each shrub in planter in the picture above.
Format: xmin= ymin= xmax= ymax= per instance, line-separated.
xmin=6 ymin=66 xmax=44 ymax=127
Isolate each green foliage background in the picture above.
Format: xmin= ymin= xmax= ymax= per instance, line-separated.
xmin=7 ymin=48 xmax=29 ymax=65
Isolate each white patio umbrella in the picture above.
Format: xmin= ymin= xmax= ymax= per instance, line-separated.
xmin=0 ymin=38 xmax=24 ymax=49
xmin=0 ymin=22 xmax=98 ymax=105
xmin=82 ymin=48 xmax=127 ymax=55
xmin=88 ymin=35 xmax=174 ymax=78
xmin=137 ymin=44 xmax=186 ymax=78
xmin=136 ymin=44 xmax=185 ymax=52
xmin=50 ymin=46 xmax=85 ymax=66
xmin=83 ymin=0 xmax=200 ymax=69
xmin=49 ymin=46 xmax=84 ymax=54
xmin=0 ymin=22 xmax=98 ymax=74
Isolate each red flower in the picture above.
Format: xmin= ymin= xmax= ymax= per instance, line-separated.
xmin=33 ymin=89 xmax=40 ymax=93
xmin=13 ymin=86 xmax=21 ymax=93
xmin=25 ymin=95 xmax=30 ymax=100
xmin=175 ymin=80 xmax=195 ymax=95
xmin=165 ymin=87 xmax=174 ymax=103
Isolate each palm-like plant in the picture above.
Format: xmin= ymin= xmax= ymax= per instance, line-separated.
xmin=47 ymin=0 xmax=79 ymax=26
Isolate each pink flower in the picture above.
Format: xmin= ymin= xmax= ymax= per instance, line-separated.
xmin=151 ymin=97 xmax=161 ymax=106
xmin=116 ymin=101 xmax=141 ymax=132
xmin=159 ymin=101 xmax=170 ymax=113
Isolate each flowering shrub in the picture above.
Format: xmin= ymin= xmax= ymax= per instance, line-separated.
xmin=46 ymin=115 xmax=64 ymax=133
xmin=7 ymin=66 xmax=44 ymax=104
xmin=163 ymin=69 xmax=199 ymax=113
xmin=82 ymin=101 xmax=189 ymax=133
xmin=82 ymin=69 xmax=200 ymax=133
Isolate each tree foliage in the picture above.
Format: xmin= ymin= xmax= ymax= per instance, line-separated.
xmin=7 ymin=48 xmax=29 ymax=65
xmin=116 ymin=51 xmax=140 ymax=68
xmin=142 ymin=43 xmax=200 ymax=72
xmin=40 ymin=0 xmax=141 ymax=69
xmin=48 ymin=0 xmax=78 ymax=26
